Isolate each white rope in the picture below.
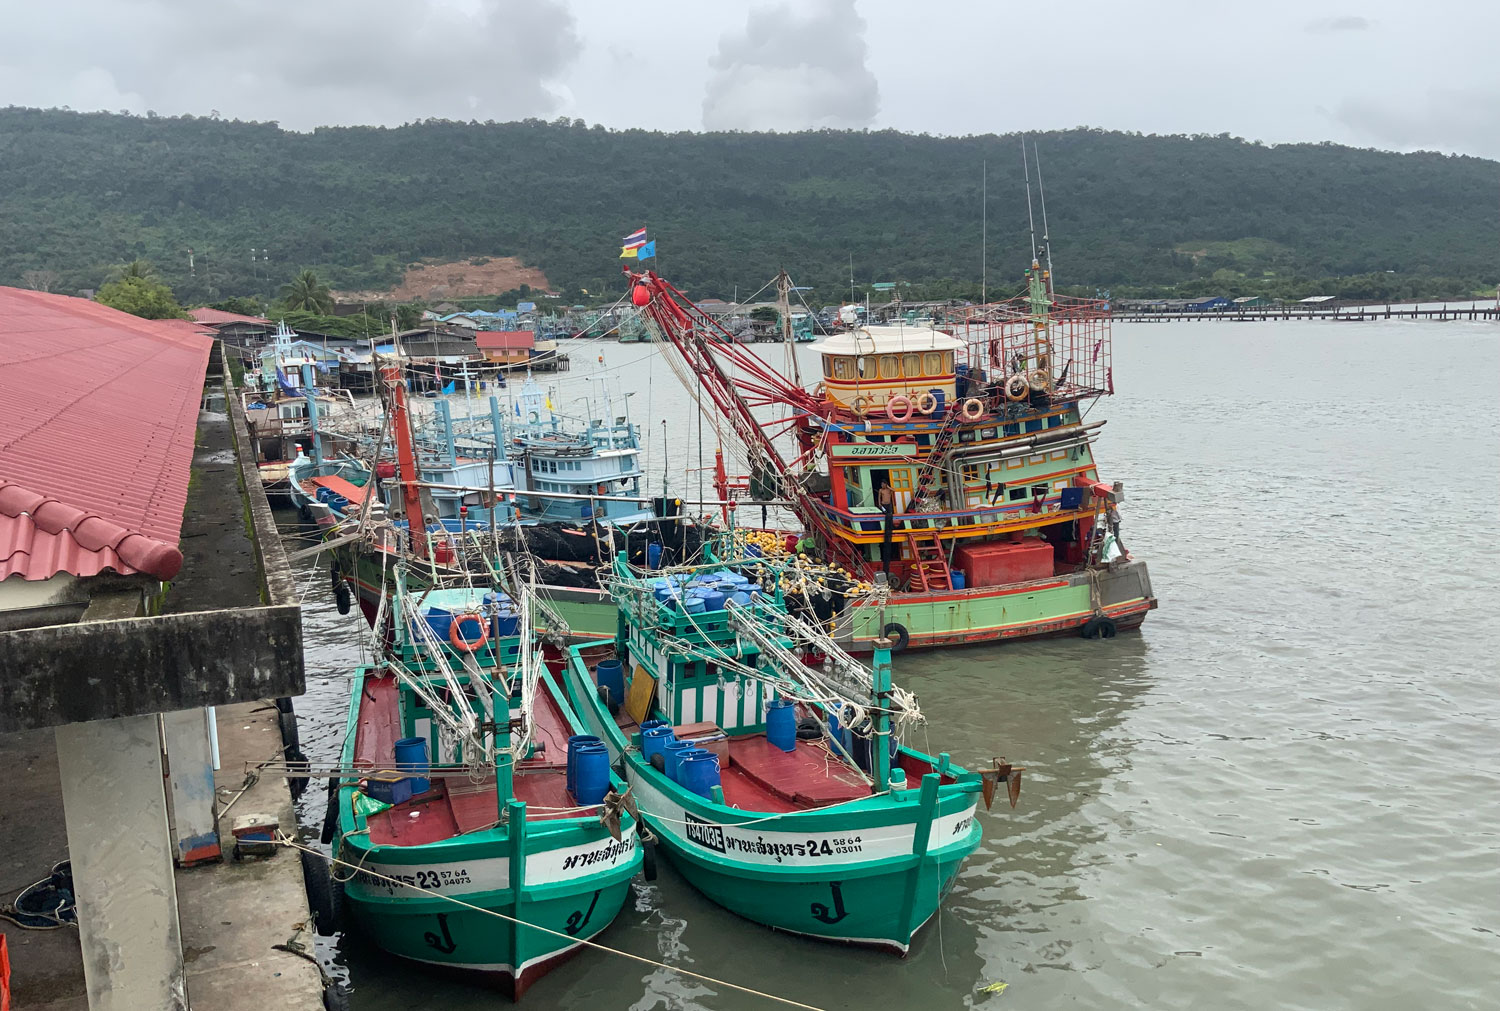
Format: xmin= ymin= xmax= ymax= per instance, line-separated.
xmin=277 ymin=833 xmax=824 ymax=1011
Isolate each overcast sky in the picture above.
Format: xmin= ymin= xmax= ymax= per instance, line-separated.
xmin=2 ymin=0 xmax=1496 ymax=159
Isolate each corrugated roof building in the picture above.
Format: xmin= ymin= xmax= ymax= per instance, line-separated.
xmin=0 ymin=288 xmax=212 ymax=583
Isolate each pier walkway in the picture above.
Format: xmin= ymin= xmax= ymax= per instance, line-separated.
xmin=1113 ymin=303 xmax=1499 ymax=323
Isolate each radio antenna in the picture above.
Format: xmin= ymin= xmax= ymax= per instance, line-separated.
xmin=1021 ymin=137 xmax=1038 ymax=266
xmin=1034 ymin=141 xmax=1054 ymax=280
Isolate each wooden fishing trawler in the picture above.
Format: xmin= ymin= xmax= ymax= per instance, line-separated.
xmin=321 ymin=569 xmax=642 ymax=998
xmin=559 ymin=554 xmax=1021 ymax=952
xmin=623 ymin=262 xmax=1156 ymax=651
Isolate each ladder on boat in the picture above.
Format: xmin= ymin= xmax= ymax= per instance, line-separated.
xmin=904 ymin=530 xmax=953 ymax=592
xmin=906 ymin=407 xmax=966 ymax=512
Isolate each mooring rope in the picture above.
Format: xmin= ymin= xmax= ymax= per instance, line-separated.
xmin=273 ymin=833 xmax=823 ymax=1010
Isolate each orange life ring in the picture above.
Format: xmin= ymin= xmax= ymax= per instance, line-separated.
xmin=1005 ymin=374 xmax=1029 ymax=401
xmin=852 ymin=396 xmax=870 ymax=416
xmin=914 ymin=391 xmax=938 ymax=415
xmin=961 ymin=397 xmax=985 ymax=421
xmin=449 ymin=612 xmax=489 ymax=652
xmin=886 ymin=394 xmax=914 ymax=422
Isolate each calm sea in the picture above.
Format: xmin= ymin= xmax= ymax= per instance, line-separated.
xmin=289 ymin=317 xmax=1500 ymax=1011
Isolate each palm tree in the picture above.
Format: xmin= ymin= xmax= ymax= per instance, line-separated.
xmin=111 ymin=258 xmax=157 ymax=282
xmin=281 ymin=269 xmax=334 ymax=315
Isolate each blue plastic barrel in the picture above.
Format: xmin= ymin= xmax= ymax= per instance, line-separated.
xmin=683 ymin=596 xmax=707 ymax=614
xmin=423 ymin=607 xmax=453 ymax=641
xmin=679 ymin=751 xmax=721 ymax=799
xmin=394 ymin=736 xmax=430 ymax=795
xmin=662 ymin=740 xmax=695 ymax=781
xmin=595 ymin=659 xmax=625 ymax=708
xmin=766 ymin=698 xmax=796 ymax=752
xmin=729 ymin=590 xmax=752 ymax=607
xmin=951 ymin=570 xmax=966 ymax=590
xmin=697 ymin=589 xmax=726 ymax=611
xmin=641 ymin=718 xmax=670 ymax=733
xmin=567 ymin=734 xmax=602 ymax=795
xmin=316 ymin=487 xmax=333 ymax=503
xmin=647 ymin=542 xmax=663 ymax=568
xmin=493 ymin=607 xmax=519 ymax=638
xmin=642 ymin=725 xmax=675 ymax=763
xmin=573 ymin=742 xmax=611 ymax=804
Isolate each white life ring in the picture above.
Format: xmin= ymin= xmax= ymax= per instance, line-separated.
xmin=914 ymin=391 xmax=938 ymax=415
xmin=886 ymin=394 xmax=914 ymax=422
xmin=1026 ymin=368 xmax=1051 ymax=392
xmin=1005 ymin=374 xmax=1029 ymax=401
xmin=960 ymin=397 xmax=985 ymax=421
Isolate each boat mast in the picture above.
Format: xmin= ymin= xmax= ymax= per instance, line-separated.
xmin=777 ymin=269 xmax=802 ymax=387
xmin=383 ymin=362 xmax=429 ymax=560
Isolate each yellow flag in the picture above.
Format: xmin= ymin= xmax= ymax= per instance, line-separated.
xmin=619 ymin=246 xmax=639 ymax=259
xmin=545 ymin=395 xmax=554 ymax=410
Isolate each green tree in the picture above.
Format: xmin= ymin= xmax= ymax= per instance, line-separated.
xmin=207 ymin=295 xmax=264 ymax=316
xmin=750 ymin=306 xmax=780 ymax=323
xmin=280 ymin=269 xmax=334 ymax=314
xmin=95 ymin=275 xmax=188 ymax=319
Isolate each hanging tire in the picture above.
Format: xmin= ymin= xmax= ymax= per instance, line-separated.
xmin=301 ymin=847 xmax=343 ymax=937
xmin=279 ymin=709 xmax=300 ymax=755
xmin=330 ymin=564 xmax=342 ymax=592
xmin=882 ymin=622 xmax=910 ymax=652
xmin=321 ymin=778 xmax=342 ymax=845
xmin=333 ymin=581 xmax=353 ymax=616
xmin=1081 ymin=615 xmax=1118 ymax=640
xmin=275 ymin=696 xmax=294 ymax=714
xmin=322 ymin=982 xmax=351 ymax=1011
xmin=287 ymin=749 xmax=310 ymax=801
xmin=640 ymin=835 xmax=658 ymax=882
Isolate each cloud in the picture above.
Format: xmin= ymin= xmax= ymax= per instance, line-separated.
xmin=1306 ymin=15 xmax=1373 ymax=33
xmin=0 ymin=0 xmax=579 ymax=129
xmin=702 ymin=0 xmax=879 ymax=131
xmin=1331 ymin=88 xmax=1500 ymax=158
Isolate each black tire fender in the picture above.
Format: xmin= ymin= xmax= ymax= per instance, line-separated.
xmin=333 ymin=581 xmax=353 ymax=616
xmin=320 ymin=777 xmax=341 ymax=845
xmin=279 ymin=708 xmax=300 ymax=756
xmin=300 ymin=847 xmax=343 ymax=937
xmin=1081 ymin=615 xmax=1118 ymax=640
xmin=882 ymin=622 xmax=910 ymax=652
xmin=640 ymin=835 xmax=658 ymax=882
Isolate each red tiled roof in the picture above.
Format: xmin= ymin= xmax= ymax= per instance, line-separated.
xmin=188 ymin=307 xmax=270 ymax=326
xmin=475 ymin=330 xmax=534 ymax=351
xmin=0 ymin=288 xmax=213 ymax=582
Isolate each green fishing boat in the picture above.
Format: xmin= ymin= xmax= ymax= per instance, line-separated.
xmin=560 ymin=555 xmax=1022 ymax=953
xmin=324 ymin=575 xmax=642 ymax=998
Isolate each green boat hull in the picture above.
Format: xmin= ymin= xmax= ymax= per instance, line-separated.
xmin=334 ymin=667 xmax=642 ymax=998
xmin=339 ymin=854 xmax=637 ymax=997
xmin=561 ymin=648 xmax=982 ymax=953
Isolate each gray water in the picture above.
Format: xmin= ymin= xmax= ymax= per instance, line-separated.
xmin=288 ymin=318 xmax=1500 ymax=1010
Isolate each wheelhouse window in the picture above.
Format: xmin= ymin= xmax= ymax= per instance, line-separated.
xmin=878 ymin=355 xmax=898 ymax=379
xmin=902 ymin=352 xmax=923 ymax=377
xmin=924 ymin=351 xmax=942 ymax=374
xmin=831 ymin=356 xmax=853 ymax=380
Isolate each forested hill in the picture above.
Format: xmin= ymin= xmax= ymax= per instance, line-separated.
xmin=1 ymin=107 xmax=1494 ymax=305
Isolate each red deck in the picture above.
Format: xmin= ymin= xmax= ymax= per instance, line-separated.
xmin=307 ymin=474 xmax=373 ymax=503
xmin=606 ymin=702 xmax=870 ymax=812
xmin=355 ymin=673 xmax=589 ymax=848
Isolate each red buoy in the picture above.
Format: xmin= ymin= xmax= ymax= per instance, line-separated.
xmin=631 ymin=283 xmax=650 ymax=307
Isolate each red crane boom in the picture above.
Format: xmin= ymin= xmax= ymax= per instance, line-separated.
xmin=624 ymin=269 xmax=863 ymax=571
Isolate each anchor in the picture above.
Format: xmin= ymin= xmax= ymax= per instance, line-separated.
xmin=810 ymin=881 xmax=849 ymax=924
xmin=566 ymin=890 xmax=601 ymax=936
xmin=979 ymin=758 xmax=1025 ymax=810
xmin=424 ymin=912 xmax=457 ymax=954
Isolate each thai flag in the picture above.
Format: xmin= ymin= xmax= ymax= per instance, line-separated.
xmin=621 ymin=227 xmax=648 ymax=250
